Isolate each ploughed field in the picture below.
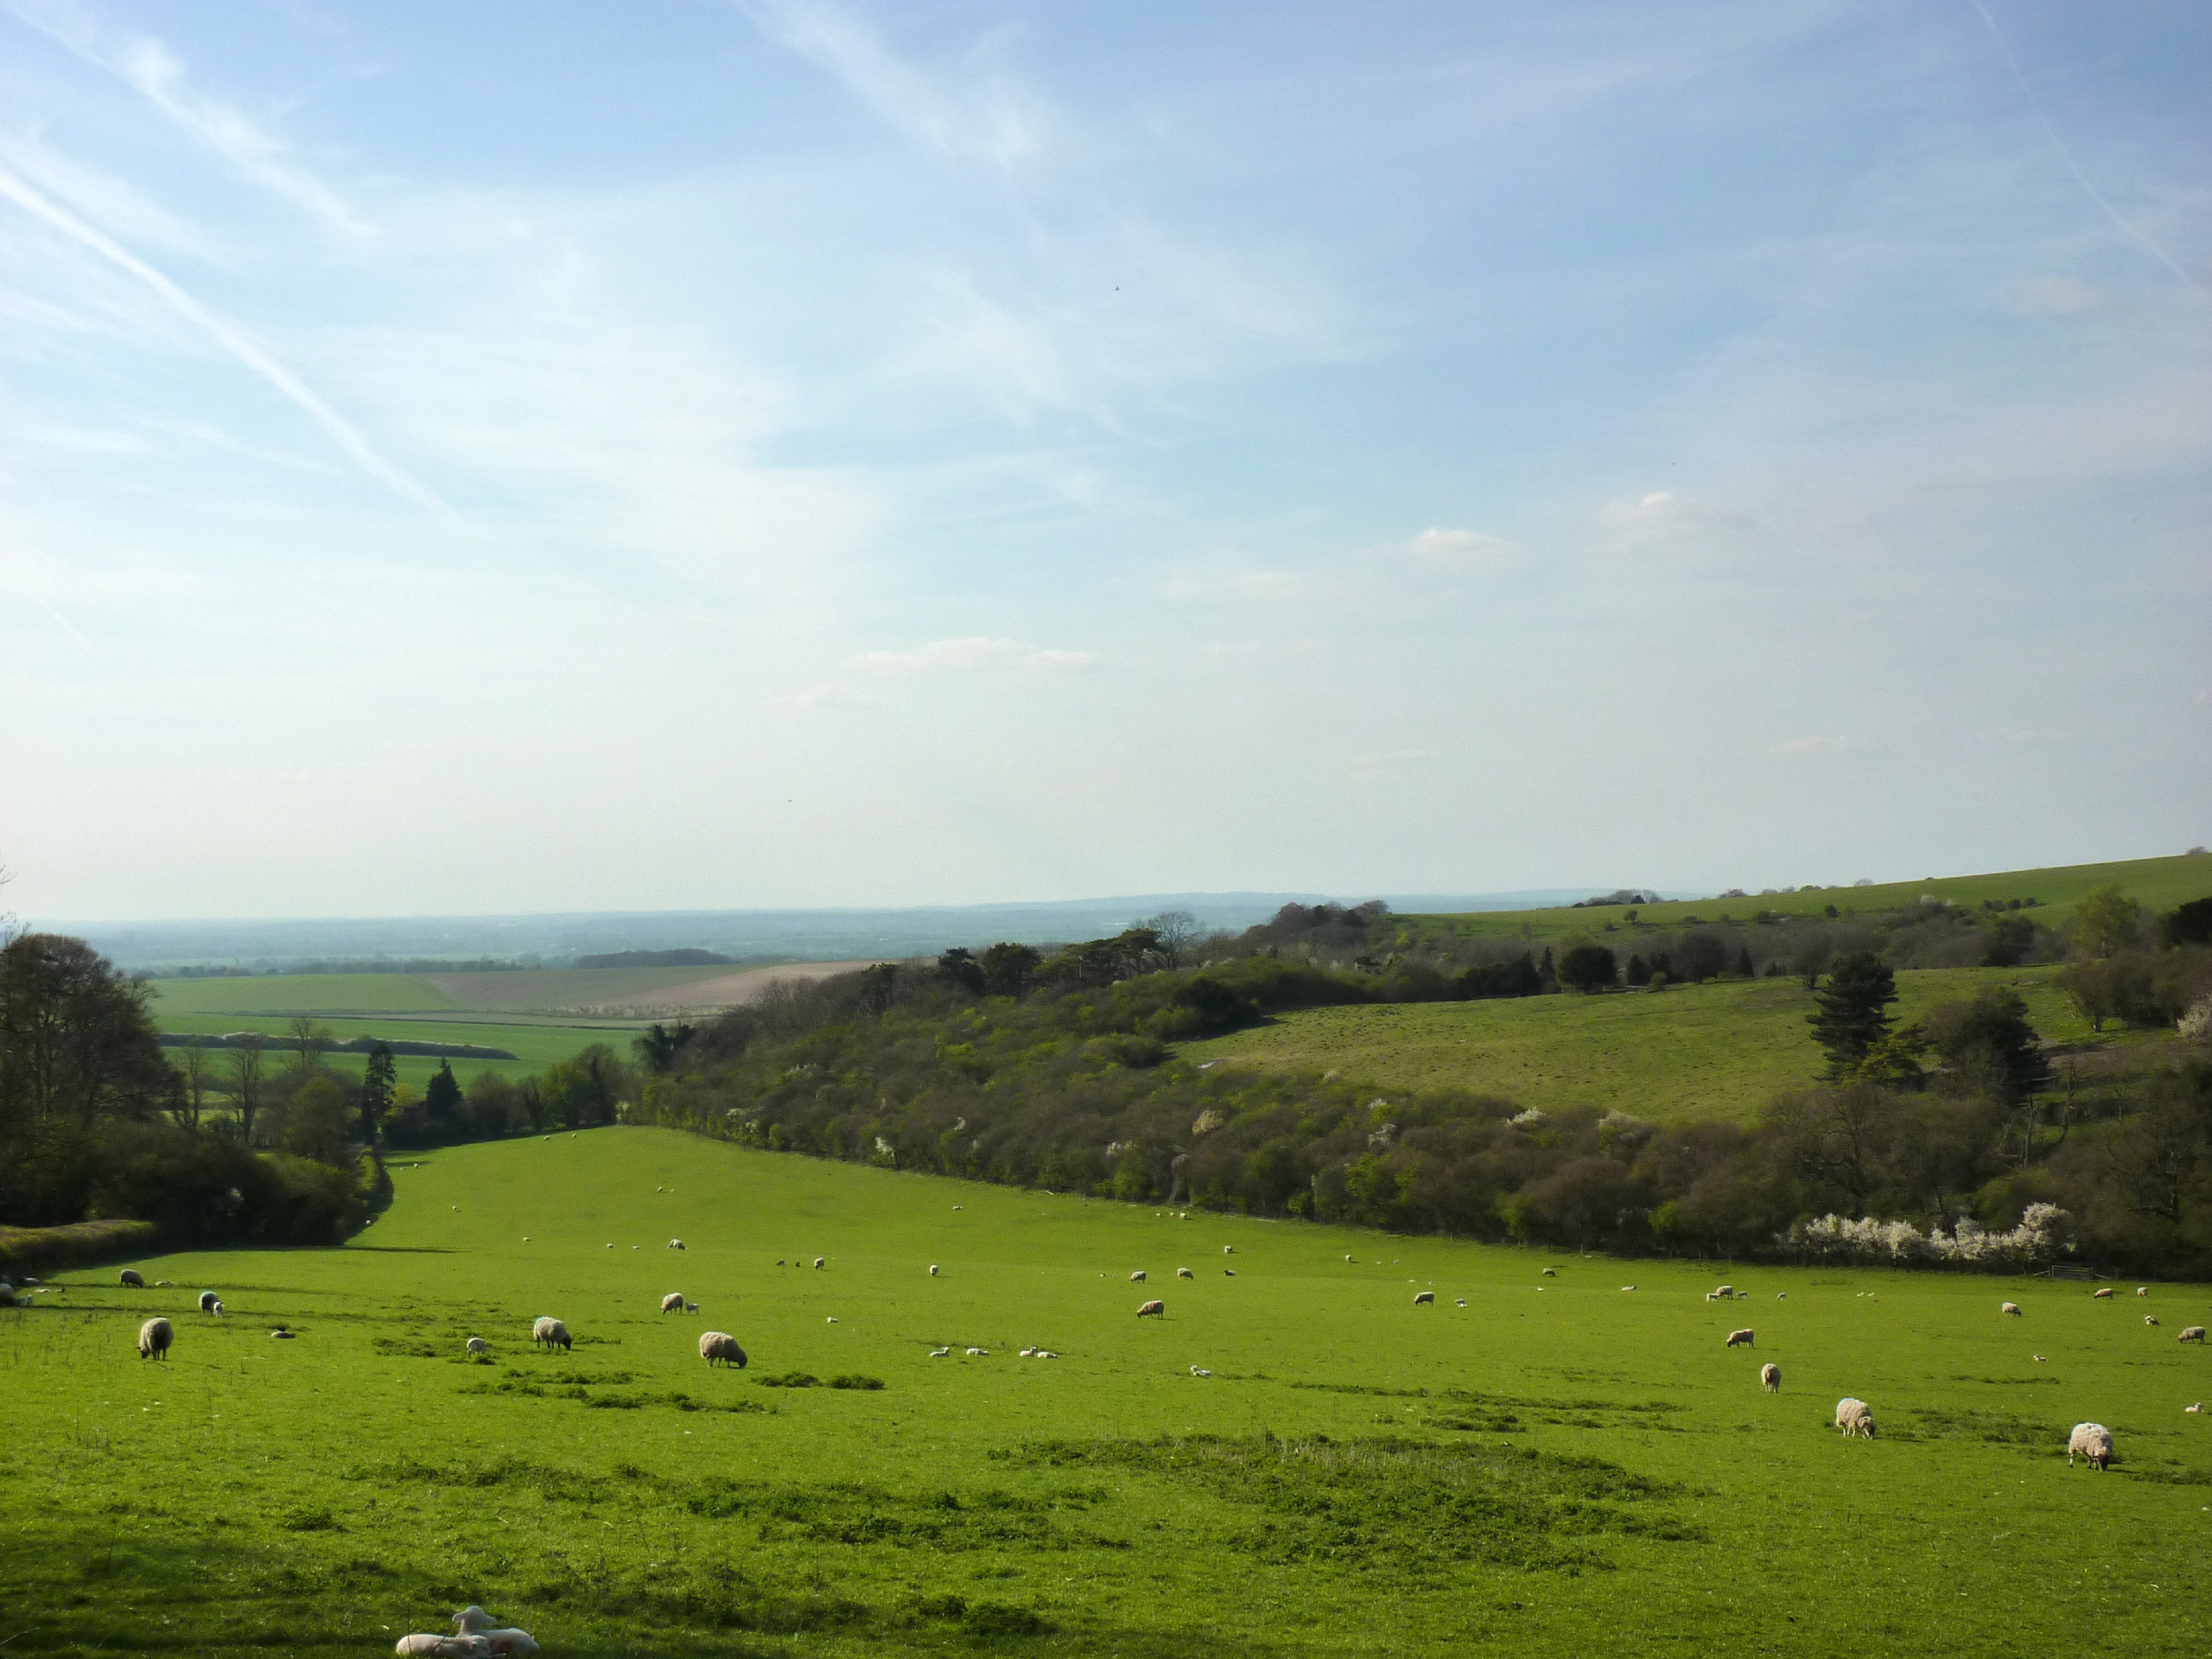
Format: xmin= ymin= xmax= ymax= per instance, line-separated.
xmin=5 ymin=1128 xmax=2209 ymax=1658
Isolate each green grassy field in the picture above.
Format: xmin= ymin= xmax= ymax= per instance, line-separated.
xmin=1397 ymin=851 xmax=2212 ymax=948
xmin=1176 ymin=964 xmax=2170 ymax=1125
xmin=5 ymin=1127 xmax=2208 ymax=1656
xmin=144 ymin=967 xmax=737 ymax=1019
xmin=156 ymin=1015 xmax=639 ymax=1092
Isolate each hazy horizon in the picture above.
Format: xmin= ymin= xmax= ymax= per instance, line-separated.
xmin=2 ymin=2 xmax=2205 ymax=923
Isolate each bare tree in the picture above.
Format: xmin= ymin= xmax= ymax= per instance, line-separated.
xmin=172 ymin=1039 xmax=217 ymax=1133
xmin=283 ymin=1015 xmax=331 ymax=1074
xmin=226 ymin=1034 xmax=267 ymax=1143
xmin=1140 ymin=910 xmax=1204 ymax=968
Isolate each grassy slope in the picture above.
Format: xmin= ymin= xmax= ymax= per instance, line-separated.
xmin=1177 ymin=965 xmax=2174 ymax=1126
xmin=1395 ymin=851 xmax=2212 ymax=947
xmin=4 ymin=1127 xmax=2207 ymax=1657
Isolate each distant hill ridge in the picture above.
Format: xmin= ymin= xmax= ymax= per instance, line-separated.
xmin=571 ymin=949 xmax=734 ymax=969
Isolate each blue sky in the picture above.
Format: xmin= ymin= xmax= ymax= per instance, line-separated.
xmin=1 ymin=0 xmax=2205 ymax=920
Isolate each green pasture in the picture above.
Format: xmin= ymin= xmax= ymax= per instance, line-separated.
xmin=427 ymin=966 xmax=777 ymax=1012
xmin=1177 ymin=965 xmax=2168 ymax=1125
xmin=5 ymin=1127 xmax=2209 ymax=1656
xmin=147 ymin=973 xmax=465 ymax=1016
xmin=156 ymin=1015 xmax=639 ymax=1092
xmin=1400 ymin=851 xmax=2212 ymax=947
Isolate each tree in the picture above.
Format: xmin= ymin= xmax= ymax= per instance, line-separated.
xmin=980 ymin=942 xmax=1041 ymax=998
xmin=633 ymin=1022 xmax=696 ymax=1076
xmin=1764 ymin=1084 xmax=1903 ymax=1215
xmin=1924 ymin=989 xmax=2049 ymax=1106
xmin=1734 ymin=946 xmax=1756 ymax=978
xmin=270 ymin=1074 xmax=353 ymax=1165
xmin=1624 ymin=953 xmax=1651 ymax=988
xmin=1808 ymin=951 xmax=1897 ymax=1080
xmin=2159 ymin=896 xmax=2212 ymax=950
xmin=1670 ymin=930 xmax=1729 ymax=983
xmin=2072 ymin=884 xmax=2145 ymax=959
xmin=360 ymin=1043 xmax=396 ymax=1145
xmin=935 ymin=948 xmax=986 ymax=996
xmin=225 ymin=1033 xmax=268 ymax=1144
xmin=1555 ymin=943 xmax=1618 ymax=993
xmin=1139 ymin=910 xmax=1205 ymax=968
xmin=0 ymin=933 xmax=171 ymax=1130
xmin=423 ymin=1060 xmax=463 ymax=1138
xmin=173 ymin=1039 xmax=218 ymax=1133
xmin=283 ymin=1014 xmax=332 ymax=1074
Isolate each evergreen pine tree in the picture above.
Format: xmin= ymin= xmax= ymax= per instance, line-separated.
xmin=1807 ymin=952 xmax=1897 ymax=1080
xmin=361 ymin=1042 xmax=396 ymax=1145
xmin=1735 ymin=946 xmax=1755 ymax=978
xmin=423 ymin=1059 xmax=463 ymax=1140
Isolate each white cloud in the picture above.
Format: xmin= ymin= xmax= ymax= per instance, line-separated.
xmin=6 ymin=0 xmax=373 ymax=237
xmin=843 ymin=636 xmax=1101 ymax=674
xmin=1403 ymin=525 xmax=1516 ymax=568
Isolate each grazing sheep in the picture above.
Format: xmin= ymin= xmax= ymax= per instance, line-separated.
xmin=2093 ymin=1287 xmax=2113 ymax=1300
xmin=813 ymin=1257 xmax=825 ymax=1269
xmin=137 ymin=1318 xmax=172 ymax=1361
xmin=699 ymin=1332 xmax=747 ymax=1369
xmin=1137 ymin=1299 xmax=1165 ymax=1319
xmin=1777 ymin=1292 xmax=1787 ymax=1300
xmin=826 ymin=1316 xmax=838 ymax=1324
xmin=2146 ymin=1315 xmax=2161 ymax=1326
xmin=1726 ymin=1328 xmax=1755 ymax=1349
xmin=929 ymin=1265 xmax=939 ymax=1276
xmin=1541 ymin=1268 xmax=1557 ymax=1277
xmin=466 ymin=1338 xmax=488 ymax=1355
xmin=1131 ymin=1270 xmax=1147 ymax=1281
xmin=1455 ymin=1299 xmax=1466 ymax=1307
xmin=1414 ymin=1291 xmax=1435 ymax=1306
xmin=2002 ymin=1302 xmax=2022 ymax=1316
xmin=1620 ymin=1286 xmax=1637 ymax=1293
xmin=451 ymin=1607 xmax=539 ymax=1656
xmin=1705 ymin=1292 xmax=1721 ymax=1302
xmin=1223 ymin=1269 xmax=1236 ymax=1277
xmin=119 ymin=1269 xmax=145 ymax=1288
xmin=531 ymin=1316 xmax=572 ymax=1352
xmin=1835 ymin=1397 xmax=1876 ymax=1439
xmin=270 ymin=1325 xmax=295 ymax=1339
xmin=668 ymin=1239 xmax=684 ymax=1250
xmin=199 ymin=1291 xmax=219 ymax=1314
xmin=1760 ymin=1363 xmax=1781 ymax=1394
xmin=661 ymin=1293 xmax=685 ymax=1314
xmin=1224 ymin=1245 xmax=1235 ymax=1255
xmin=208 ymin=1300 xmax=223 ymax=1319
xmin=1345 ymin=1254 xmax=1355 ymax=1262
xmin=1177 ymin=1268 xmax=1194 ymax=1279
xmin=2138 ymin=1287 xmax=2149 ymax=1297
xmin=2180 ymin=1326 xmax=2207 ymax=1344
xmin=2033 ymin=1354 xmax=2045 ymax=1363
xmin=1714 ymin=1285 xmax=1734 ymax=1299
xmin=685 ymin=1302 xmax=698 ymax=1314
xmin=2068 ymin=1422 xmax=2114 ymax=1470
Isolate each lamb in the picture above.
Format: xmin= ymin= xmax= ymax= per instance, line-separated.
xmin=1344 ymin=1255 xmax=1355 ymax=1262
xmin=466 ymin=1338 xmax=489 ymax=1355
xmin=2001 ymin=1302 xmax=2022 ymax=1316
xmin=661 ymin=1293 xmax=685 ymax=1314
xmin=2180 ymin=1326 xmax=2207 ymax=1344
xmin=138 ymin=1317 xmax=173 ymax=1361
xmin=119 ymin=1268 xmax=145 ymax=1288
xmin=451 ymin=1605 xmax=540 ymax=1655
xmin=2188 ymin=1402 xmax=2202 ymax=1413
xmin=1541 ymin=1268 xmax=1556 ymax=1276
xmin=1835 ymin=1397 xmax=1876 ymax=1439
xmin=1223 ymin=1244 xmax=1235 ymax=1255
xmin=1414 ymin=1291 xmax=1434 ymax=1306
xmin=2137 ymin=1287 xmax=2149 ymax=1297
xmin=1130 ymin=1270 xmax=1147 ymax=1281
xmin=1760 ymin=1363 xmax=1781 ymax=1393
xmin=813 ymin=1257 xmax=825 ymax=1269
xmin=1190 ymin=1366 xmax=1212 ymax=1377
xmin=1137 ymin=1299 xmax=1166 ymax=1319
xmin=1726 ymin=1328 xmax=1755 ymax=1349
xmin=208 ymin=1299 xmax=224 ymax=1319
xmin=2067 ymin=1422 xmax=2114 ymax=1470
xmin=930 ymin=1347 xmax=950 ymax=1357
xmin=531 ymin=1316 xmax=571 ymax=1352
xmin=2092 ymin=1287 xmax=2113 ymax=1300
xmin=1223 ymin=1269 xmax=1236 ymax=1277
xmin=929 ymin=1265 xmax=939 ymax=1276
xmin=2145 ymin=1315 xmax=2160 ymax=1326
xmin=699 ymin=1331 xmax=747 ymax=1368
xmin=1176 ymin=1268 xmax=1194 ymax=1279
xmin=394 ymin=1637 xmax=491 ymax=1657
xmin=685 ymin=1302 xmax=698 ymax=1314
xmin=668 ymin=1239 xmax=685 ymax=1250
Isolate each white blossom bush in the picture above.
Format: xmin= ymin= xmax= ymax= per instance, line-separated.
xmin=1788 ymin=1203 xmax=2068 ymax=1269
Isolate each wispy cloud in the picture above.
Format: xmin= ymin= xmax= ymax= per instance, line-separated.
xmin=2007 ymin=274 xmax=2101 ymax=316
xmin=736 ymin=0 xmax=1046 ymax=169
xmin=844 ymin=636 xmax=1101 ymax=673
xmin=7 ymin=0 xmax=373 ymax=237
xmin=0 ymin=162 xmax=436 ymax=508
xmin=1402 ymin=525 xmax=1517 ymax=569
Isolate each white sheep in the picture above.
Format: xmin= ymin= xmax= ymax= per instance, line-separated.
xmin=1190 ymin=1365 xmax=1211 ymax=1377
xmin=2181 ymin=1326 xmax=2207 ymax=1344
xmin=138 ymin=1317 xmax=173 ymax=1361
xmin=1137 ymin=1300 xmax=1165 ymax=1319
xmin=966 ymin=1346 xmax=988 ymax=1356
xmin=2187 ymin=1402 xmax=2202 ymax=1413
xmin=1414 ymin=1291 xmax=1434 ymax=1306
xmin=661 ymin=1293 xmax=685 ymax=1314
xmin=813 ymin=1256 xmax=825 ymax=1269
xmin=209 ymin=1300 xmax=224 ymax=1318
xmin=2068 ymin=1422 xmax=2113 ymax=1470
xmin=2146 ymin=1315 xmax=2161 ymax=1326
xmin=198 ymin=1291 xmax=219 ymax=1314
xmin=1224 ymin=1245 xmax=1235 ymax=1255
xmin=699 ymin=1332 xmax=747 ymax=1368
xmin=119 ymin=1268 xmax=145 ymax=1288
xmin=531 ymin=1316 xmax=571 ymax=1352
xmin=1177 ymin=1267 xmax=1194 ymax=1279
xmin=2137 ymin=1287 xmax=2149 ymax=1297
xmin=1835 ymin=1397 xmax=1876 ymax=1439
xmin=668 ymin=1238 xmax=685 ymax=1250
xmin=1760 ymin=1363 xmax=1780 ymax=1393
xmin=1726 ymin=1328 xmax=1755 ymax=1349
xmin=2001 ymin=1302 xmax=2022 ymax=1316
xmin=2092 ymin=1287 xmax=2113 ymax=1300
xmin=450 ymin=1606 xmax=538 ymax=1656
xmin=929 ymin=1265 xmax=939 ymax=1276
xmin=1541 ymin=1268 xmax=1556 ymax=1277
xmin=394 ymin=1637 xmax=491 ymax=1657
xmin=466 ymin=1338 xmax=488 ymax=1355
xmin=1620 ymin=1286 xmax=1637 ymax=1292
xmin=1714 ymin=1284 xmax=1734 ymax=1299
xmin=930 ymin=1347 xmax=950 ymax=1357
xmin=1455 ymin=1298 xmax=1465 ymax=1307
xmin=1130 ymin=1270 xmax=1147 ymax=1281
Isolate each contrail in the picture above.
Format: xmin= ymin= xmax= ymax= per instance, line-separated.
xmin=0 ymin=164 xmax=444 ymax=508
xmin=1967 ymin=0 xmax=2202 ymax=296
